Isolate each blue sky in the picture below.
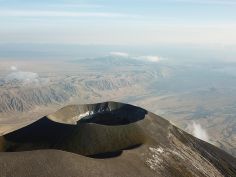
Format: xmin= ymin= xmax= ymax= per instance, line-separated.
xmin=0 ymin=0 xmax=236 ymax=46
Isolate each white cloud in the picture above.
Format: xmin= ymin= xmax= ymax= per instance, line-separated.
xmin=135 ymin=56 xmax=163 ymax=62
xmin=5 ymin=70 xmax=50 ymax=86
xmin=192 ymin=121 xmax=209 ymax=142
xmin=109 ymin=52 xmax=164 ymax=63
xmin=109 ymin=52 xmax=129 ymax=57
xmin=6 ymin=71 xmax=39 ymax=84
xmin=10 ymin=66 xmax=17 ymax=71
xmin=0 ymin=10 xmax=135 ymax=18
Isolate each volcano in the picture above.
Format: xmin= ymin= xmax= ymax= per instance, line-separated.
xmin=0 ymin=102 xmax=235 ymax=177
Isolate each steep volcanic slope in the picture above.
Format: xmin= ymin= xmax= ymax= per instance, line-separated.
xmin=0 ymin=102 xmax=235 ymax=177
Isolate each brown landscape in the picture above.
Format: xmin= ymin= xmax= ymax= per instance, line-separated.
xmin=0 ymin=59 xmax=235 ymax=159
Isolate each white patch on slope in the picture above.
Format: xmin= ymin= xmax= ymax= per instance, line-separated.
xmin=72 ymin=111 xmax=94 ymax=122
xmin=146 ymin=146 xmax=164 ymax=170
xmin=150 ymin=147 xmax=164 ymax=154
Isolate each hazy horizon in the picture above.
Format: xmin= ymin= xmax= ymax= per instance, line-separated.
xmin=0 ymin=0 xmax=236 ymax=46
